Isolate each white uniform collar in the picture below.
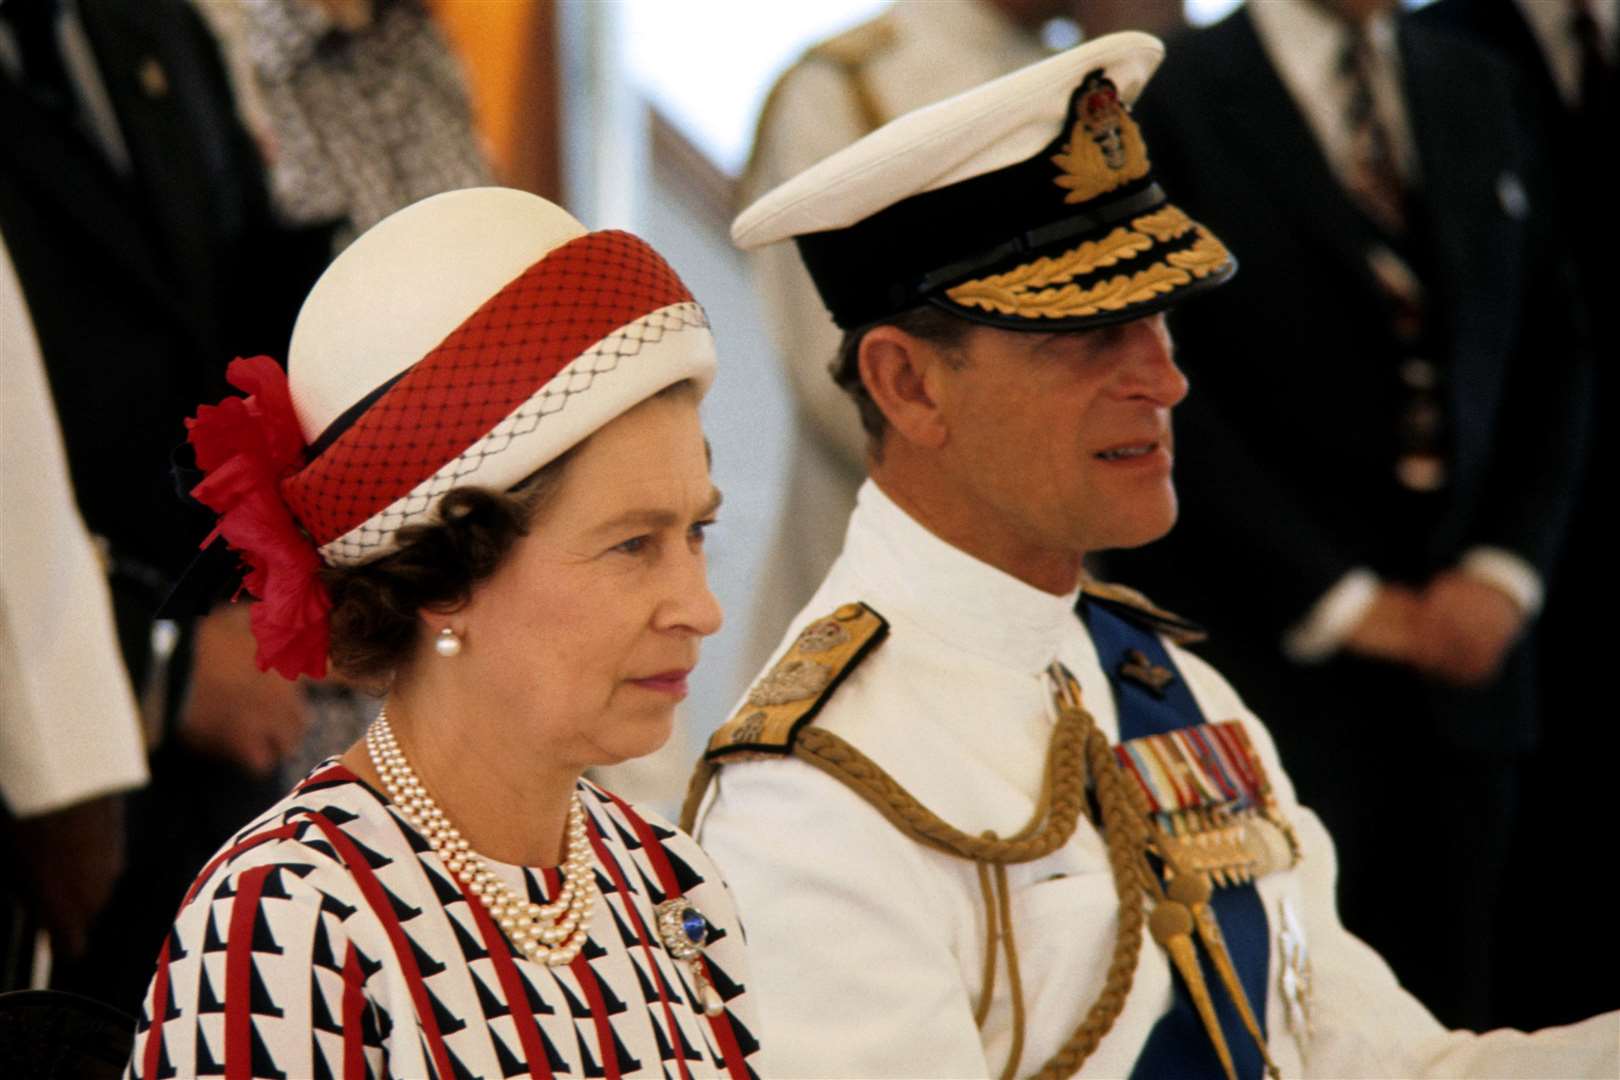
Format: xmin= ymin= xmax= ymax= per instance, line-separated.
xmin=839 ymin=479 xmax=1082 ymax=674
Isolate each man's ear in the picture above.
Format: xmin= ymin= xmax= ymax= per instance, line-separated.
xmin=858 ymin=326 xmax=951 ymax=450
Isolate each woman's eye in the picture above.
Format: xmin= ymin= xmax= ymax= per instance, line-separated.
xmin=689 ymin=519 xmax=716 ymax=545
xmin=613 ymin=535 xmax=650 ymax=556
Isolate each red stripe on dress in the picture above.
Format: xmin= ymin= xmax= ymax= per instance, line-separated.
xmin=137 ymin=937 xmax=173 ymax=1080
xmin=183 ymin=824 xmax=301 ymax=909
xmin=225 ymin=864 xmax=274 ymax=1080
xmin=300 ymin=812 xmax=457 ymax=1080
xmin=604 ymin=792 xmax=749 ymax=1079
xmin=341 ymin=940 xmax=368 ymax=1080
xmin=139 ymin=824 xmax=298 ymax=1079
xmin=282 ymin=230 xmax=694 ymax=547
xmin=457 ymin=873 xmax=553 ymax=1078
xmin=557 ymin=860 xmax=620 ymax=1080
xmin=585 ymin=810 xmax=693 ymax=1080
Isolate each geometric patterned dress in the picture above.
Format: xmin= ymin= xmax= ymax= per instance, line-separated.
xmin=126 ymin=763 xmax=760 ymax=1078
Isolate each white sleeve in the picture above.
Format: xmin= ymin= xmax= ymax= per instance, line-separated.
xmin=0 ymin=237 xmax=146 ymax=817
xmin=697 ymin=756 xmax=993 ymax=1079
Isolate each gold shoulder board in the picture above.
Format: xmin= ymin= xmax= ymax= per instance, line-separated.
xmin=704 ymin=603 xmax=888 ymax=761
xmin=1081 ymin=579 xmax=1206 ymax=646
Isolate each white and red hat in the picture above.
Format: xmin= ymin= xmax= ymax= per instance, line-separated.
xmin=186 ymin=188 xmax=717 ymax=679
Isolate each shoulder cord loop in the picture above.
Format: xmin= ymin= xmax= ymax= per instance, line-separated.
xmin=781 ymin=664 xmax=1148 ymax=1079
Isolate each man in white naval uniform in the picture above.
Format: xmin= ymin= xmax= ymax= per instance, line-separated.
xmin=685 ymin=32 xmax=1619 ymax=1080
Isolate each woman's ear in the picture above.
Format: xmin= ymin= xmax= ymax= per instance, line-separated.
xmin=858 ymin=326 xmax=951 ymax=451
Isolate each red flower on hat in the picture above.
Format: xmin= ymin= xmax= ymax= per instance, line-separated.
xmin=187 ymin=355 xmax=330 ymax=680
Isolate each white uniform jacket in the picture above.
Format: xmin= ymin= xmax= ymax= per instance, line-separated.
xmin=694 ymin=481 xmax=1617 ymax=1078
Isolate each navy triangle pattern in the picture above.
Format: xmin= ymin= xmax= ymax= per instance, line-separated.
xmin=247 ymin=1020 xmax=288 ymax=1079
xmin=574 ymin=1026 xmax=606 ymax=1078
xmin=554 ymin=973 xmax=592 ymax=1019
xmin=470 ymin=969 xmax=510 ymax=1020
xmin=515 ymin=967 xmax=557 ymax=1017
xmin=127 ymin=763 xmax=758 ymax=1078
xmin=448 ymin=910 xmax=489 ymax=962
xmin=246 ymin=960 xmax=285 ymax=1019
xmin=193 ymin=1028 xmax=224 ymax=1076
xmin=491 ymin=1028 xmax=527 ymax=1077
xmin=201 ymin=908 xmax=228 ymax=954
xmin=195 ymin=964 xmax=224 ymax=1015
xmin=310 ymin=918 xmax=340 ymax=973
xmin=309 ymin=971 xmax=341 ymax=1035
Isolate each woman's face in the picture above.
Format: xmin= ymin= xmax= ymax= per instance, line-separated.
xmin=448 ymin=391 xmax=723 ymax=771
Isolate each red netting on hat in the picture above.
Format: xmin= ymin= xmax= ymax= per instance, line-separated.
xmin=281 ymin=230 xmax=694 ymax=551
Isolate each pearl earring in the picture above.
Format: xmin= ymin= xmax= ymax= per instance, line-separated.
xmin=434 ymin=627 xmax=462 ymax=657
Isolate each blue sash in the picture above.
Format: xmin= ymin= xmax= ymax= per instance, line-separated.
xmin=1081 ymin=599 xmax=1270 ymax=1080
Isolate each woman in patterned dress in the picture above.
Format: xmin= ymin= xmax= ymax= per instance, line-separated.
xmin=126 ymin=188 xmax=759 ymax=1079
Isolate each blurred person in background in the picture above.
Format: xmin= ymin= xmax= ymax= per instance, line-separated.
xmin=1414 ymin=0 xmax=1618 ymax=1030
xmin=0 ymin=0 xmax=327 ymax=1013
xmin=1105 ymin=0 xmax=1592 ymax=1031
xmin=737 ymin=0 xmax=1186 ymax=677
xmin=126 ymin=187 xmax=757 ymax=1079
xmin=200 ymin=0 xmax=493 ymax=258
xmin=2 ymin=237 xmax=147 ymax=994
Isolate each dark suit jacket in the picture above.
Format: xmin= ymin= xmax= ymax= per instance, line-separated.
xmin=0 ymin=0 xmax=322 ymax=583
xmin=1108 ymin=9 xmax=1591 ymax=754
xmin=1415 ymin=0 xmax=1613 ymax=593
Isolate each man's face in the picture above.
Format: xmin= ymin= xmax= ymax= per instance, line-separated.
xmin=930 ymin=313 xmax=1188 ymax=573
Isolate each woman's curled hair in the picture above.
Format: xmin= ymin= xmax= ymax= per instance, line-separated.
xmin=321 ymin=451 xmax=573 ymax=684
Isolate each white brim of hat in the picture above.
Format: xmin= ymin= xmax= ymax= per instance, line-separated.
xmin=732 ymin=31 xmax=1164 ymax=250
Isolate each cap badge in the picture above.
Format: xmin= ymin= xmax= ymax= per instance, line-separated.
xmin=1051 ymin=71 xmax=1150 ymax=206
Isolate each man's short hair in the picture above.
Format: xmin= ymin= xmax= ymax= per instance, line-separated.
xmin=833 ymin=305 xmax=975 ymax=452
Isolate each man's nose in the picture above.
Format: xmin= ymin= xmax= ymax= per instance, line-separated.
xmin=1121 ymin=315 xmax=1188 ymax=407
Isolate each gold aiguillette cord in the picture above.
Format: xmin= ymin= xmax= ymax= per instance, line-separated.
xmin=1137 ymin=818 xmax=1281 ymax=1078
xmin=1168 ymin=872 xmax=1281 ymax=1080
xmin=1148 ymin=886 xmax=1238 ymax=1080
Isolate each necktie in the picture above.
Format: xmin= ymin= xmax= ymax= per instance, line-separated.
xmin=1339 ymin=24 xmax=1405 ymax=236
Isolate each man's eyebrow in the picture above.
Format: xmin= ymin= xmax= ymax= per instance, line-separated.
xmin=592 ymin=488 xmax=723 ymax=534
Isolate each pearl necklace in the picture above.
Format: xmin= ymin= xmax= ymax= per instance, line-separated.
xmin=366 ymin=710 xmax=596 ymax=967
